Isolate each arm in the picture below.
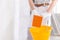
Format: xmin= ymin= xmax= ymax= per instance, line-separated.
xmin=29 ymin=0 xmax=39 ymax=16
xmin=47 ymin=0 xmax=57 ymax=12
xmin=29 ymin=0 xmax=35 ymax=10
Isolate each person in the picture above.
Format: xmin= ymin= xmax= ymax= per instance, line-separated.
xmin=19 ymin=0 xmax=56 ymax=40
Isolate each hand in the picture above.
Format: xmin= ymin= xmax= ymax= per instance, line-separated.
xmin=47 ymin=8 xmax=51 ymax=13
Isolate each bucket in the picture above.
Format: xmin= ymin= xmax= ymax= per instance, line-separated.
xmin=29 ymin=26 xmax=52 ymax=40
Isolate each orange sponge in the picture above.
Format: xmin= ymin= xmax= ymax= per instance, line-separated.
xmin=32 ymin=15 xmax=43 ymax=27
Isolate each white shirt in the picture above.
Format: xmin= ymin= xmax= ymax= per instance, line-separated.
xmin=34 ymin=0 xmax=51 ymax=4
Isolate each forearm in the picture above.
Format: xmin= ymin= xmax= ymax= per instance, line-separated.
xmin=29 ymin=0 xmax=35 ymax=10
xmin=47 ymin=0 xmax=57 ymax=12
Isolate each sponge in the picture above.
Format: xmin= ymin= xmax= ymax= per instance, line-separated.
xmin=32 ymin=15 xmax=43 ymax=27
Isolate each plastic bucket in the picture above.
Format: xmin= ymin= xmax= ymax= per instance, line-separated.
xmin=29 ymin=26 xmax=52 ymax=40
